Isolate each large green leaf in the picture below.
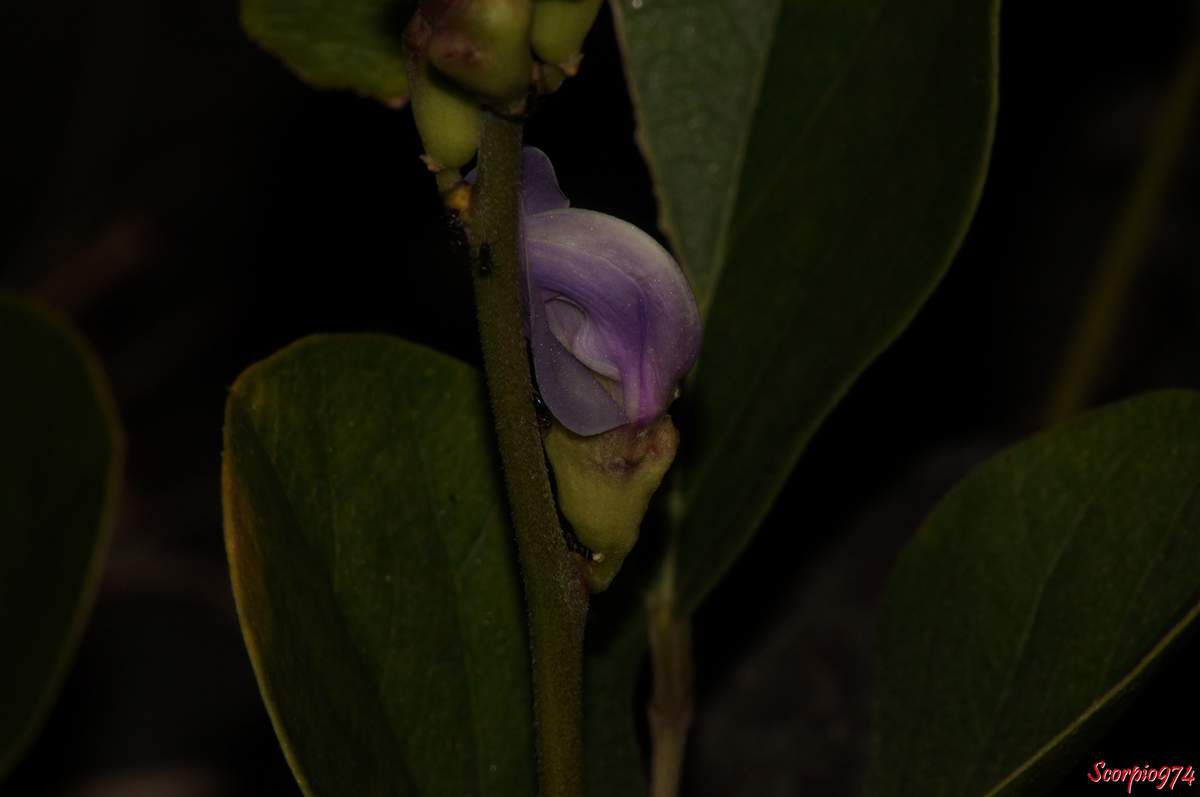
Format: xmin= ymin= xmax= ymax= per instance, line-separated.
xmin=235 ymin=2 xmax=1002 ymax=791
xmin=583 ymin=3 xmax=1000 ymax=792
xmin=614 ymin=0 xmax=1000 ymax=615
xmin=223 ymin=335 xmax=533 ymax=796
xmin=610 ymin=0 xmax=781 ymax=313
xmin=0 ymin=297 xmax=123 ymax=779
xmin=868 ymin=391 xmax=1200 ymax=796
xmin=242 ymin=0 xmax=416 ymax=104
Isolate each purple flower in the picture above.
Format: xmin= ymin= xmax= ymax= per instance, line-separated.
xmin=518 ymin=148 xmax=701 ymax=436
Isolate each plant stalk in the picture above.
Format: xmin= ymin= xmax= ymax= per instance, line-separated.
xmin=1045 ymin=40 xmax=1200 ymax=422
xmin=468 ymin=110 xmax=588 ymax=797
xmin=647 ymin=547 xmax=693 ymax=797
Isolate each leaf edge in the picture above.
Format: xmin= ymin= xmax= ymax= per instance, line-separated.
xmin=0 ymin=297 xmax=125 ymax=782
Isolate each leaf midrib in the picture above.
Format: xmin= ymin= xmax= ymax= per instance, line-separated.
xmin=231 ymin=406 xmax=418 ymax=796
xmin=981 ymin=470 xmax=1200 ymax=796
xmin=984 ymin=594 xmax=1200 ymax=796
xmin=957 ymin=448 xmax=1133 ymax=794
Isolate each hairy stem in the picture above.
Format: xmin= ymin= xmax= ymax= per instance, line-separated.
xmin=1045 ymin=40 xmax=1200 ymax=422
xmin=469 ymin=110 xmax=588 ymax=797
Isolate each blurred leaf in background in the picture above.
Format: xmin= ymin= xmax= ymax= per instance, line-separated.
xmin=242 ymin=0 xmax=416 ymax=104
xmin=0 ymin=297 xmax=123 ymax=781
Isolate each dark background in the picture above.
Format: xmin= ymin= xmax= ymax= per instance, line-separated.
xmin=2 ymin=2 xmax=1199 ymax=794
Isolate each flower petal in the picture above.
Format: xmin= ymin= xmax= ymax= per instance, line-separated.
xmin=521 ymin=147 xmax=569 ymax=215
xmin=526 ymin=208 xmax=700 ymax=434
xmin=529 ymin=294 xmax=628 ymax=436
xmin=466 ymin=147 xmax=568 ymax=215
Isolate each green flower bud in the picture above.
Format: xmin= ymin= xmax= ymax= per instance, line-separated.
xmin=404 ymin=19 xmax=482 ymax=171
xmin=531 ymin=0 xmax=603 ymax=70
xmin=426 ymin=0 xmax=535 ymax=102
xmin=545 ymin=416 xmax=679 ymax=592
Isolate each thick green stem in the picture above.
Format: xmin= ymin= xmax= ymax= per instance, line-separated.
xmin=468 ymin=110 xmax=588 ymax=797
xmin=1045 ymin=41 xmax=1200 ymax=422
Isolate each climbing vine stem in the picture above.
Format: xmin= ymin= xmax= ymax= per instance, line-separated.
xmin=467 ymin=110 xmax=588 ymax=797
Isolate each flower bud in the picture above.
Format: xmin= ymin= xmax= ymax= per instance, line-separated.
xmin=516 ymin=149 xmax=701 ymax=437
xmin=545 ymin=416 xmax=678 ymax=591
xmin=467 ymin=148 xmax=701 ymax=433
xmin=464 ymin=149 xmax=699 ymax=588
xmin=531 ymin=0 xmax=603 ymax=70
xmin=422 ymin=0 xmax=535 ymax=103
xmin=404 ymin=16 xmax=482 ymax=170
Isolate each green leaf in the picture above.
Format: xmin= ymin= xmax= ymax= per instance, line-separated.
xmin=586 ymin=3 xmax=1000 ymax=792
xmin=242 ymin=0 xmax=415 ymax=104
xmin=223 ymin=335 xmax=533 ymax=796
xmin=868 ymin=391 xmax=1200 ymax=796
xmin=0 ymin=297 xmax=123 ymax=779
xmin=616 ymin=0 xmax=1000 ymax=614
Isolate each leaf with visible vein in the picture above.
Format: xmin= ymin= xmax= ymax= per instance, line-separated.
xmin=616 ymin=0 xmax=1000 ymax=615
xmin=223 ymin=335 xmax=534 ymax=797
xmin=585 ymin=3 xmax=1001 ymax=793
xmin=868 ymin=391 xmax=1200 ymax=796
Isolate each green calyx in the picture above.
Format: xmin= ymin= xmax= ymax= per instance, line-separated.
xmin=404 ymin=22 xmax=482 ymax=171
xmin=545 ymin=416 xmax=679 ymax=592
xmin=531 ymin=0 xmax=603 ymax=70
xmin=427 ymin=0 xmax=535 ymax=103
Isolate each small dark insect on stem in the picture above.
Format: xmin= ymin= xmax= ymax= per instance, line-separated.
xmin=477 ymin=242 xmax=494 ymax=278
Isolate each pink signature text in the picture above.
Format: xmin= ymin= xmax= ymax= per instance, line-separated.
xmin=1088 ymin=761 xmax=1196 ymax=793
